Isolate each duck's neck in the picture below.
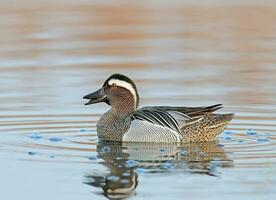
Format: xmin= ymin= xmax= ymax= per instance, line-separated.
xmin=96 ymin=93 xmax=138 ymax=141
xmin=110 ymin=95 xmax=137 ymax=117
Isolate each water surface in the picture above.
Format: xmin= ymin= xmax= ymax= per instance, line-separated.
xmin=0 ymin=1 xmax=276 ymax=199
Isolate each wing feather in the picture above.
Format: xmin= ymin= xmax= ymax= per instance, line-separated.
xmin=132 ymin=104 xmax=223 ymax=131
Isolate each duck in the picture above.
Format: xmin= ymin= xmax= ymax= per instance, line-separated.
xmin=83 ymin=73 xmax=233 ymax=143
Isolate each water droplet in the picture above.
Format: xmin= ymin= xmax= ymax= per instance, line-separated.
xmin=88 ymin=156 xmax=98 ymax=160
xmin=50 ymin=155 xmax=55 ymax=158
xmin=257 ymin=138 xmax=270 ymax=143
xmin=28 ymin=133 xmax=43 ymax=140
xmin=49 ymin=137 xmax=62 ymax=142
xmin=106 ymin=175 xmax=120 ymax=182
xmin=79 ymin=129 xmax=88 ymax=133
xmin=224 ymin=131 xmax=233 ymax=135
xmin=224 ymin=136 xmax=232 ymax=141
xmin=246 ymin=129 xmax=257 ymax=136
xmin=160 ymin=148 xmax=165 ymax=152
xmin=28 ymin=151 xmax=36 ymax=156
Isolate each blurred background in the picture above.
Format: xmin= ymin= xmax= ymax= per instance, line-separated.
xmin=0 ymin=1 xmax=276 ymax=200
xmin=1 ymin=0 xmax=276 ymax=114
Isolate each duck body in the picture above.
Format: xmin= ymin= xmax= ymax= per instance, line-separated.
xmin=97 ymin=105 xmax=233 ymax=143
xmin=84 ymin=74 xmax=233 ymax=143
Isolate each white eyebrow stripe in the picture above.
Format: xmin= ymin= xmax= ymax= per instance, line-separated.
xmin=108 ymin=79 xmax=137 ymax=106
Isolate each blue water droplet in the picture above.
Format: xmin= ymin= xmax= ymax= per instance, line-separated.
xmin=79 ymin=129 xmax=88 ymax=133
xmin=28 ymin=151 xmax=36 ymax=156
xmin=257 ymin=138 xmax=270 ymax=143
xmin=28 ymin=133 xmax=43 ymax=140
xmin=88 ymin=156 xmax=98 ymax=160
xmin=224 ymin=136 xmax=232 ymax=141
xmin=136 ymin=167 xmax=145 ymax=173
xmin=106 ymin=175 xmax=120 ymax=182
xmin=50 ymin=155 xmax=55 ymax=158
xmin=224 ymin=131 xmax=233 ymax=135
xmin=102 ymin=146 xmax=111 ymax=153
xmin=160 ymin=148 xmax=165 ymax=152
xmin=246 ymin=129 xmax=258 ymax=136
xmin=49 ymin=137 xmax=62 ymax=142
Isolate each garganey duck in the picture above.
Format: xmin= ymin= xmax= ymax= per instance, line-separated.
xmin=83 ymin=74 xmax=233 ymax=143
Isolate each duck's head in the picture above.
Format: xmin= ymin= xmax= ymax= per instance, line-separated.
xmin=83 ymin=74 xmax=139 ymax=113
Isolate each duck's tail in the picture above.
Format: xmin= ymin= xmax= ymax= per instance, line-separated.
xmin=181 ymin=113 xmax=234 ymax=143
xmin=210 ymin=113 xmax=234 ymax=127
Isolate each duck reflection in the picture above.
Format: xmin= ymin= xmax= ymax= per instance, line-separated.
xmin=84 ymin=142 xmax=232 ymax=199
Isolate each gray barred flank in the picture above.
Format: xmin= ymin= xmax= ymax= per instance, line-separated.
xmin=123 ymin=120 xmax=180 ymax=143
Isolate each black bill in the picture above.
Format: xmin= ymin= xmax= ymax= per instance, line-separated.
xmin=83 ymin=88 xmax=107 ymax=105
